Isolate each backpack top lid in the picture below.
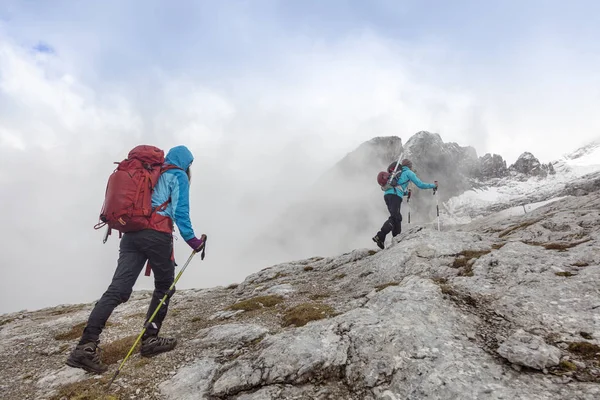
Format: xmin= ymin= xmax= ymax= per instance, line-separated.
xmin=127 ymin=145 xmax=165 ymax=166
xmin=377 ymin=171 xmax=391 ymax=186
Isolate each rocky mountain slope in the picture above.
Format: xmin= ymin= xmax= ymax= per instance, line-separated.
xmin=2 ymin=187 xmax=600 ymax=399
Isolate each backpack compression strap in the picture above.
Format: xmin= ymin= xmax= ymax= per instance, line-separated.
xmin=391 ymin=169 xmax=410 ymax=196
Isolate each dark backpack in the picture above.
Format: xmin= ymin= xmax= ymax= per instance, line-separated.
xmin=377 ymin=162 xmax=404 ymax=191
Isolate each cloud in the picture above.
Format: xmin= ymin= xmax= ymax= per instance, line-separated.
xmin=0 ymin=37 xmax=142 ymax=154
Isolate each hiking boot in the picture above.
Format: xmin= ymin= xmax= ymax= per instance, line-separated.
xmin=140 ymin=336 xmax=177 ymax=357
xmin=372 ymin=235 xmax=384 ymax=250
xmin=65 ymin=342 xmax=108 ymax=374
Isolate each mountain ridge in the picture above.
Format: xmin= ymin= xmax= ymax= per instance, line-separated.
xmin=244 ymin=131 xmax=598 ymax=267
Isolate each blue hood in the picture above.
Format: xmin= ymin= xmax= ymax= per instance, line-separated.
xmin=165 ymin=145 xmax=194 ymax=170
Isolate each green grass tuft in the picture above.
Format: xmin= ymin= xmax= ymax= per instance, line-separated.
xmin=559 ymin=360 xmax=577 ymax=371
xmin=498 ymin=219 xmax=543 ymax=238
xmin=555 ymin=271 xmax=574 ymax=277
xmin=101 ymin=335 xmax=139 ymax=365
xmin=451 ymin=249 xmax=490 ymax=276
xmin=573 ymin=262 xmax=589 ymax=267
xmin=282 ymin=303 xmax=336 ymax=327
xmin=374 ymin=282 xmax=400 ymax=292
xmin=228 ymin=295 xmax=284 ymax=312
xmin=567 ymin=342 xmax=600 ymax=359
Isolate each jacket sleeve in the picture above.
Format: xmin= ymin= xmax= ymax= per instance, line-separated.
xmin=169 ymin=171 xmax=196 ymax=241
xmin=406 ymin=170 xmax=437 ymax=190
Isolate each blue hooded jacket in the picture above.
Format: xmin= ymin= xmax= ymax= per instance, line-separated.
xmin=384 ymin=166 xmax=437 ymax=197
xmin=151 ymin=145 xmax=196 ymax=241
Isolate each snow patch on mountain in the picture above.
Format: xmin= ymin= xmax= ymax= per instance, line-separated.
xmin=563 ymin=141 xmax=600 ymax=170
xmin=444 ymin=138 xmax=600 ymax=225
xmin=564 ymin=138 xmax=600 ymax=161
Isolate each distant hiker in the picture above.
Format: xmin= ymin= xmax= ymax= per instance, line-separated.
xmin=66 ymin=145 xmax=206 ymax=374
xmin=373 ymin=159 xmax=437 ymax=249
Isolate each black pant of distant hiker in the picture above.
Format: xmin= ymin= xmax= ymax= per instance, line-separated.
xmin=373 ymin=194 xmax=403 ymax=249
xmin=66 ymin=229 xmax=177 ymax=374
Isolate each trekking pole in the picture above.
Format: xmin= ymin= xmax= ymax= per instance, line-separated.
xmin=387 ymin=153 xmax=404 ymax=186
xmin=407 ymin=189 xmax=412 ymax=224
xmin=433 ymin=181 xmax=440 ymax=231
xmin=105 ymin=235 xmax=207 ymax=392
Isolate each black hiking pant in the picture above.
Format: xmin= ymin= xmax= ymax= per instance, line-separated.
xmin=376 ymin=194 xmax=403 ymax=241
xmin=79 ymin=229 xmax=175 ymax=345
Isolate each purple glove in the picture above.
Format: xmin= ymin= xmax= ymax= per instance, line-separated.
xmin=186 ymin=236 xmax=206 ymax=252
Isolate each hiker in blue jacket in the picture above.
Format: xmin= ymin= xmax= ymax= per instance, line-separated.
xmin=372 ymin=159 xmax=437 ymax=249
xmin=66 ymin=145 xmax=205 ymax=374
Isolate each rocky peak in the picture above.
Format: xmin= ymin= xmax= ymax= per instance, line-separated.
xmin=403 ymin=131 xmax=478 ymax=170
xmin=401 ymin=131 xmax=478 ymax=196
xmin=477 ymin=153 xmax=509 ymax=179
xmin=334 ymin=136 xmax=403 ymax=176
xmin=403 ymin=131 xmax=445 ymax=153
xmin=509 ymin=152 xmax=555 ymax=178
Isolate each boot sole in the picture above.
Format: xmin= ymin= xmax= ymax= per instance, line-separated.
xmin=372 ymin=237 xmax=384 ymax=249
xmin=66 ymin=358 xmax=108 ymax=374
xmin=140 ymin=344 xmax=177 ymax=358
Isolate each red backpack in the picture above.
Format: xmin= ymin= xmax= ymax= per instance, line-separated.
xmin=94 ymin=145 xmax=180 ymax=240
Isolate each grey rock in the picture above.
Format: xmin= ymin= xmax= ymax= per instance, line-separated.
xmin=497 ymin=330 xmax=561 ymax=370
xmin=193 ymin=323 xmax=268 ymax=348
xmin=39 ymin=346 xmax=63 ymax=356
xmin=265 ymin=283 xmax=296 ymax=297
xmin=208 ymin=310 xmax=245 ymax=320
xmin=36 ymin=366 xmax=86 ymax=388
xmin=159 ymin=358 xmax=218 ymax=400
xmin=211 ymin=324 xmax=348 ymax=396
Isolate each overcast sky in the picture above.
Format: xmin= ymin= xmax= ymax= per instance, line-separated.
xmin=1 ymin=0 xmax=599 ymax=314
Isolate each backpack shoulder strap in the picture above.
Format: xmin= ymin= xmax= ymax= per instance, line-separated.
xmin=397 ymin=169 xmax=410 ymax=186
xmin=161 ymin=164 xmax=184 ymax=173
xmin=152 ymin=164 xmax=185 ymax=212
xmin=392 ymin=169 xmax=410 ymax=196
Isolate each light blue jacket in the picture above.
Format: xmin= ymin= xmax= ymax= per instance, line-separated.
xmin=151 ymin=145 xmax=196 ymax=241
xmin=384 ymin=166 xmax=437 ymax=198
